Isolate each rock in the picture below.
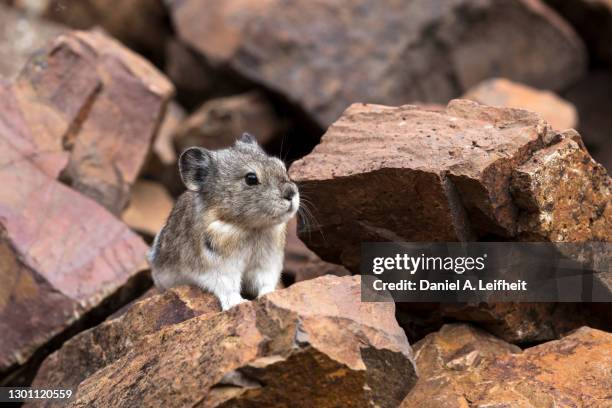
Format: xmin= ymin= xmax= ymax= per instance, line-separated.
xmin=169 ymin=0 xmax=586 ymax=128
xmin=8 ymin=0 xmax=171 ymax=65
xmin=0 ymin=4 xmax=65 ymax=80
xmin=121 ymin=180 xmax=174 ymax=240
xmin=463 ymin=78 xmax=578 ymax=130
xmin=282 ymin=219 xmax=350 ymax=286
xmin=511 ymin=136 xmax=611 ymax=242
xmin=13 ymin=30 xmax=173 ymax=214
xmin=545 ymin=0 xmax=612 ymax=69
xmin=401 ymin=325 xmax=612 ymax=407
xmin=173 ymin=91 xmax=283 ymax=153
xmin=0 ymin=106 xmax=149 ymax=381
xmin=31 ymin=286 xmax=220 ymax=395
xmin=290 ymin=100 xmax=610 ymax=268
xmin=32 ymin=275 xmax=417 ymax=407
xmin=289 ymin=100 xmax=610 ymax=343
xmin=563 ymin=71 xmax=612 ymax=172
xmin=289 ymin=100 xmax=552 ymax=268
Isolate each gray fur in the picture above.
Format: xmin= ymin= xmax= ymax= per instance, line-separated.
xmin=148 ymin=135 xmax=299 ymax=310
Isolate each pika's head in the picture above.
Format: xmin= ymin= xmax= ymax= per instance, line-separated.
xmin=179 ymin=133 xmax=299 ymax=229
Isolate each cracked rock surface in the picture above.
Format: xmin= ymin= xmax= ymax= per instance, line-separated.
xmin=30 ymin=275 xmax=417 ymax=408
xmin=401 ymin=324 xmax=612 ymax=407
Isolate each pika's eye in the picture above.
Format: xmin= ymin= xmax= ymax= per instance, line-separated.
xmin=245 ymin=172 xmax=259 ymax=186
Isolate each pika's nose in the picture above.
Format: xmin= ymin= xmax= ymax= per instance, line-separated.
xmin=283 ymin=184 xmax=297 ymax=201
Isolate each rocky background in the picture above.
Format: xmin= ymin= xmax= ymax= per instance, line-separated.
xmin=0 ymin=1 xmax=610 ymax=407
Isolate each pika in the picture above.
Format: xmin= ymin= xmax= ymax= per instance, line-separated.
xmin=148 ymin=133 xmax=299 ymax=310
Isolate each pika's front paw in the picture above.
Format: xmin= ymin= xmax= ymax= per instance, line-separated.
xmin=257 ymin=286 xmax=276 ymax=298
xmin=221 ymin=295 xmax=247 ymax=311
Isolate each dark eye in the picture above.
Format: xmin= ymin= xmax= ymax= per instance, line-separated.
xmin=245 ymin=172 xmax=259 ymax=186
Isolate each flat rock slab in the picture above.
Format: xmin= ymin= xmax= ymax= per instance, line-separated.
xmin=12 ymin=29 xmax=173 ymax=214
xmin=32 ymin=275 xmax=417 ymax=408
xmin=170 ymin=0 xmax=586 ymax=127
xmin=289 ymin=100 xmax=610 ymax=270
xmin=402 ymin=324 xmax=612 ymax=407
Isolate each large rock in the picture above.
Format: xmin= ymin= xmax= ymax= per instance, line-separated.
xmin=11 ymin=30 xmax=173 ymax=214
xmin=289 ymin=100 xmax=610 ymax=270
xmin=0 ymin=101 xmax=149 ymax=381
xmin=31 ymin=275 xmax=417 ymax=407
xmin=0 ymin=4 xmax=65 ymax=79
xmin=545 ymin=0 xmax=612 ymax=69
xmin=8 ymin=0 xmax=171 ymax=64
xmin=402 ymin=324 xmax=612 ymax=407
xmin=169 ymin=0 xmax=586 ymax=128
xmin=289 ymin=100 xmax=610 ymax=343
xmin=463 ymin=78 xmax=578 ymax=130
xmin=31 ymin=286 xmax=221 ymax=395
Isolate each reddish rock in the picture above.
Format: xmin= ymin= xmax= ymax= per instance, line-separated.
xmin=121 ymin=180 xmax=174 ymax=240
xmin=30 ymin=286 xmax=220 ymax=396
xmin=289 ymin=100 xmax=558 ymax=269
xmin=0 ymin=4 xmax=65 ymax=80
xmin=290 ymin=100 xmax=610 ymax=269
xmin=402 ymin=325 xmax=612 ymax=407
xmin=463 ymin=78 xmax=578 ymax=130
xmin=12 ymin=30 xmax=173 ymax=214
xmin=173 ymin=91 xmax=283 ymax=153
xmin=170 ymin=0 xmax=586 ymax=128
xmin=32 ymin=275 xmax=417 ymax=408
xmin=511 ymin=136 xmax=611 ymax=242
xmin=290 ymin=100 xmax=610 ymax=342
xmin=0 ymin=113 xmax=149 ymax=379
xmin=545 ymin=0 xmax=612 ymax=69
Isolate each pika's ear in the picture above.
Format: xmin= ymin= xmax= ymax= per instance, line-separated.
xmin=179 ymin=147 xmax=213 ymax=192
xmin=239 ymin=132 xmax=257 ymax=144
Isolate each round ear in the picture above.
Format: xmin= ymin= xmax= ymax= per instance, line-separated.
xmin=178 ymin=147 xmax=213 ymax=192
xmin=239 ymin=132 xmax=257 ymax=144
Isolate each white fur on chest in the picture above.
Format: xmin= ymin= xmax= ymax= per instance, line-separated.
xmin=204 ymin=219 xmax=284 ymax=269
